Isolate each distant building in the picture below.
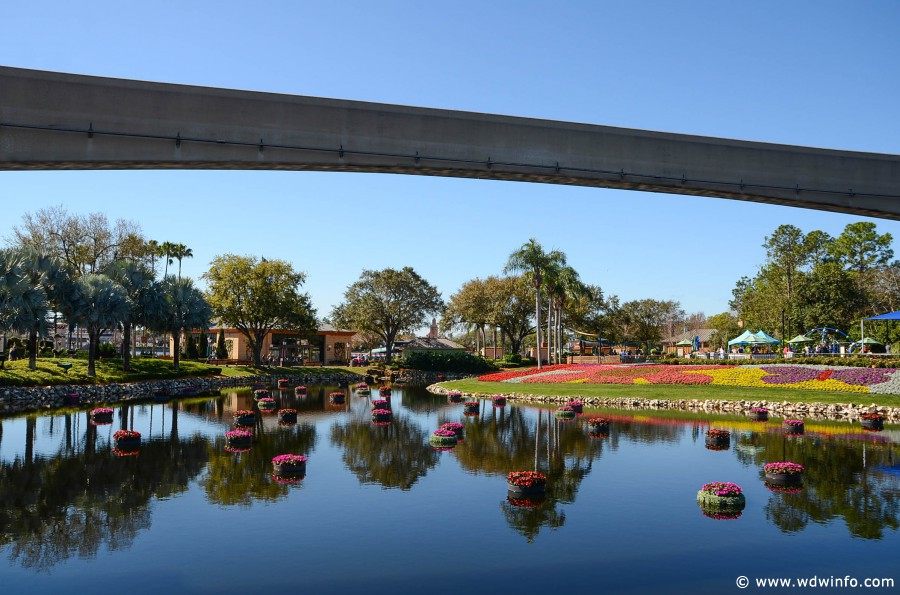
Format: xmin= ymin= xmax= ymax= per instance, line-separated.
xmin=190 ymin=323 xmax=355 ymax=365
xmin=661 ymin=329 xmax=717 ymax=356
xmin=401 ymin=336 xmax=466 ymax=359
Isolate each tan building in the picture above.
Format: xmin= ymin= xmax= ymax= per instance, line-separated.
xmin=186 ymin=323 xmax=356 ymax=365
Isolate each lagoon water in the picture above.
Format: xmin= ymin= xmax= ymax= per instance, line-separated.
xmin=1 ymin=385 xmax=897 ymax=594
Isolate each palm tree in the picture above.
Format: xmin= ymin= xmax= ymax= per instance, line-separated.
xmin=173 ymin=244 xmax=193 ymax=279
xmin=151 ymin=277 xmax=212 ymax=371
xmin=103 ymin=260 xmax=163 ymax=371
xmin=159 ymin=241 xmax=178 ymax=279
xmin=504 ymin=239 xmax=564 ymax=369
xmin=145 ymin=240 xmax=160 ymax=276
xmin=71 ymin=274 xmax=130 ymax=376
xmin=552 ymin=266 xmax=590 ymax=364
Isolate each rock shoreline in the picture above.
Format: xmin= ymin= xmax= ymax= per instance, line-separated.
xmin=426 ymin=385 xmax=900 ymax=423
xmin=0 ymin=371 xmax=359 ymax=415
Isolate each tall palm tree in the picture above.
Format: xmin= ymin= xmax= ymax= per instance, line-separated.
xmin=159 ymin=241 xmax=178 ymax=279
xmin=552 ymin=266 xmax=590 ymax=364
xmin=505 ymin=239 xmax=564 ymax=369
xmin=151 ymin=277 xmax=212 ymax=371
xmin=71 ymin=274 xmax=130 ymax=376
xmin=173 ymin=244 xmax=193 ymax=279
xmin=145 ymin=240 xmax=160 ymax=276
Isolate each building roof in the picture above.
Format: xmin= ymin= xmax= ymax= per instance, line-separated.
xmin=662 ymin=328 xmax=718 ymax=345
xmin=402 ymin=337 xmax=465 ymax=351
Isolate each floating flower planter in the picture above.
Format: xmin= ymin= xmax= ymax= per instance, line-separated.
xmin=555 ymin=405 xmax=576 ymax=420
xmin=763 ymin=461 xmax=805 ymax=486
xmin=63 ymin=393 xmax=81 ymax=407
xmin=89 ymin=407 xmax=114 ymax=424
xmin=272 ymin=453 xmax=307 ymax=477
xmin=507 ymin=495 xmax=545 ymax=508
xmin=371 ymin=398 xmax=391 ymax=410
xmin=696 ymin=482 xmax=745 ymax=512
xmin=278 ymin=408 xmax=297 ymax=423
xmin=566 ymin=400 xmax=584 ymax=414
xmin=253 ymin=389 xmax=270 ymax=400
xmin=447 ymin=390 xmax=463 ymax=403
xmin=587 ymin=417 xmax=610 ymax=436
xmin=329 ymin=392 xmax=346 ymax=404
xmin=379 ymin=386 xmax=392 ymax=396
xmin=463 ymin=401 xmax=480 ymax=415
xmin=113 ymin=429 xmax=142 ymax=451
xmin=277 ymin=378 xmax=291 ymax=389
xmin=782 ymin=419 xmax=805 ymax=434
xmin=372 ymin=408 xmax=393 ymax=422
xmin=429 ymin=429 xmax=458 ymax=448
xmin=295 ymin=385 xmax=308 ymax=396
xmin=440 ymin=422 xmax=464 ymax=439
xmin=225 ymin=428 xmax=253 ymax=448
xmin=705 ymin=429 xmax=731 ymax=450
xmin=233 ymin=410 xmax=256 ymax=425
xmin=749 ymin=407 xmax=769 ymax=421
xmin=258 ymin=397 xmax=277 ymax=410
xmin=491 ymin=395 xmax=507 ymax=407
xmin=860 ymin=413 xmax=884 ymax=431
xmin=507 ymin=471 xmax=547 ymax=496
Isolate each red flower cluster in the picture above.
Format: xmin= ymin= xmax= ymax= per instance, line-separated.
xmin=113 ymin=430 xmax=141 ymax=440
xmin=233 ymin=410 xmax=254 ymax=417
xmin=706 ymin=429 xmax=730 ymax=439
xmin=477 ymin=364 xmax=572 ymax=382
xmin=861 ymin=412 xmax=883 ymax=420
xmin=508 ymin=471 xmax=547 ymax=487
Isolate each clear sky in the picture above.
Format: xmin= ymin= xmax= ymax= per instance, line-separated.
xmin=2 ymin=1 xmax=899 ymax=324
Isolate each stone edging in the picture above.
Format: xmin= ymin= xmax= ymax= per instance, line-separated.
xmin=0 ymin=371 xmax=361 ymax=415
xmin=425 ymin=385 xmax=900 ymax=423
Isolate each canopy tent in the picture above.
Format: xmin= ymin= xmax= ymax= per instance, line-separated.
xmin=754 ymin=330 xmax=780 ymax=344
xmin=856 ymin=337 xmax=882 ymax=345
xmin=866 ymin=311 xmax=900 ymax=320
xmin=674 ymin=340 xmax=693 ymax=346
xmin=788 ymin=334 xmax=815 ymax=344
xmin=727 ymin=330 xmax=757 ymax=346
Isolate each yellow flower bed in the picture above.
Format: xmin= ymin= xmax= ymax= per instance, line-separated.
xmin=684 ymin=367 xmax=870 ymax=393
xmin=633 ymin=378 xmax=651 ymax=384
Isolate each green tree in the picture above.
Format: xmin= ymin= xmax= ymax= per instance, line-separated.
xmin=442 ymin=278 xmax=492 ymax=353
xmin=103 ymin=260 xmax=162 ymax=371
xmin=331 ymin=267 xmax=442 ymax=364
xmin=71 ymin=274 xmax=129 ymax=376
xmin=198 ymin=330 xmax=209 ymax=359
xmin=151 ymin=277 xmax=212 ymax=371
xmin=550 ymin=265 xmax=590 ymax=363
xmin=171 ymin=243 xmax=193 ymax=279
xmin=792 ymin=262 xmax=865 ymax=333
xmin=829 ymin=222 xmax=893 ymax=273
xmin=487 ymin=275 xmax=535 ymax=356
xmin=619 ymin=299 xmax=684 ymax=351
xmin=763 ymin=224 xmax=807 ymax=308
xmin=504 ymin=239 xmax=565 ymax=369
xmin=706 ymin=312 xmax=742 ymax=349
xmin=204 ymin=255 xmax=316 ymax=367
xmin=215 ymin=329 xmax=228 ymax=359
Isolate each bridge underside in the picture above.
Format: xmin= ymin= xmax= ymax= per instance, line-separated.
xmin=2 ymin=66 xmax=899 ymax=219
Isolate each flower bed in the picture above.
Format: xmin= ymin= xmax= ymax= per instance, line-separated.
xmin=763 ymin=461 xmax=805 ymax=486
xmin=555 ymin=405 xmax=576 ymax=419
xmin=440 ymin=422 xmax=464 ymax=438
xmin=475 ymin=363 xmax=900 ymax=394
xmin=749 ymin=407 xmax=769 ymax=421
xmin=379 ymin=386 xmax=392 ymax=396
xmin=463 ymin=401 xmax=480 ymax=414
xmin=225 ymin=428 xmax=253 ymax=447
xmin=295 ymin=385 xmax=308 ymax=395
xmin=429 ymin=429 xmax=458 ymax=448
xmin=233 ymin=410 xmax=256 ymax=425
xmin=113 ymin=429 xmax=142 ymax=450
xmin=253 ymin=389 xmax=270 ymax=400
xmin=861 ymin=413 xmax=884 ymax=430
xmin=696 ymin=482 xmax=745 ymax=511
xmin=507 ymin=471 xmax=547 ymax=495
xmin=491 ymin=395 xmax=507 ymax=407
xmin=371 ymin=398 xmax=391 ymax=410
xmin=272 ymin=454 xmax=307 ymax=476
xmin=782 ymin=419 xmax=805 ymax=434
xmin=278 ymin=408 xmax=297 ymax=423
xmin=258 ymin=397 xmax=276 ymax=409
xmin=372 ymin=408 xmax=393 ymax=422
xmin=566 ymin=400 xmax=583 ymax=413
xmin=277 ymin=378 xmax=292 ymax=388
xmin=447 ymin=390 xmax=463 ymax=403
xmin=705 ymin=429 xmax=730 ymax=448
xmin=90 ymin=407 xmax=114 ymax=423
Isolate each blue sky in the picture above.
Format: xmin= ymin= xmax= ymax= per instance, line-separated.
xmin=2 ymin=1 xmax=899 ymax=323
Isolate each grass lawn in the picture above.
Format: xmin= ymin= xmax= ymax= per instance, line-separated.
xmin=442 ymin=378 xmax=900 ymax=408
xmin=0 ymin=358 xmax=364 ymax=387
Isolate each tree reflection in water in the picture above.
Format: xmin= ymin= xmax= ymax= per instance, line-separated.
xmin=330 ymin=414 xmax=438 ymax=490
xmin=0 ymin=408 xmax=209 ymax=572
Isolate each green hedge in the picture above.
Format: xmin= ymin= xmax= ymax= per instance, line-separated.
xmin=403 ymin=351 xmax=499 ymax=373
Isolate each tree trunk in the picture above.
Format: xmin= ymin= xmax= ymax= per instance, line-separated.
xmin=123 ymin=323 xmax=132 ymax=372
xmin=492 ymin=327 xmax=498 ymax=359
xmin=547 ymin=298 xmax=553 ymax=364
xmin=87 ymin=330 xmax=98 ymax=376
xmin=28 ymin=328 xmax=38 ymax=371
xmin=172 ymin=329 xmax=181 ymax=371
xmin=535 ymin=287 xmax=542 ymax=369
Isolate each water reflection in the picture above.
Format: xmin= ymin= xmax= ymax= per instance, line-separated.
xmin=0 ymin=387 xmax=898 ymax=578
